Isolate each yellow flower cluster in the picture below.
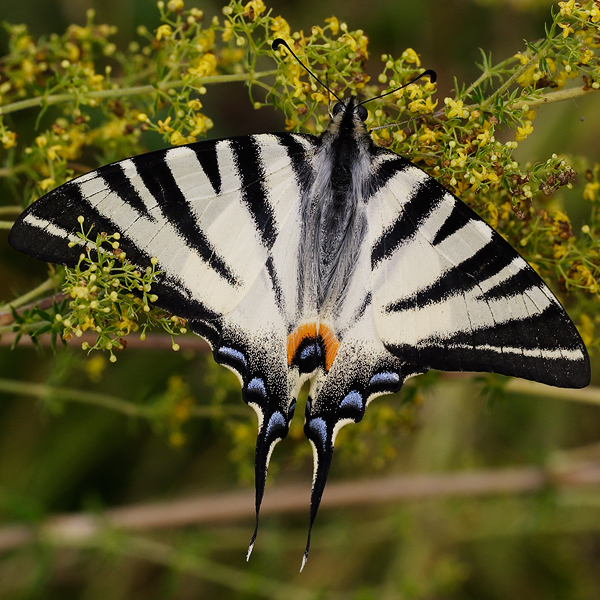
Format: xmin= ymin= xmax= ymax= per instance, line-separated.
xmin=188 ymin=53 xmax=218 ymax=78
xmin=572 ymin=263 xmax=599 ymax=293
xmin=583 ymin=181 xmax=600 ymax=201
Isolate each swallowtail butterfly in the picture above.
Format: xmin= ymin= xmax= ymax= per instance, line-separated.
xmin=9 ymin=39 xmax=590 ymax=569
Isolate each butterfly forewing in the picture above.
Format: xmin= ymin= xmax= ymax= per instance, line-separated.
xmin=367 ymin=156 xmax=590 ymax=388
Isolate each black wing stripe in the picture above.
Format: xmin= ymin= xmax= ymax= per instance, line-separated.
xmin=386 ymin=304 xmax=588 ymax=388
xmin=265 ymin=254 xmax=284 ymax=313
xmin=131 ymin=153 xmax=239 ymax=287
xmin=230 ymin=136 xmax=277 ymax=250
xmin=100 ymin=162 xmax=157 ymax=222
xmin=386 ymin=233 xmax=531 ymax=312
xmin=275 ymin=133 xmax=316 ymax=194
xmin=366 ymin=154 xmax=411 ymax=198
xmin=431 ymin=200 xmax=472 ymax=246
xmin=191 ymin=139 xmax=222 ymax=195
xmin=371 ymin=173 xmax=442 ymax=268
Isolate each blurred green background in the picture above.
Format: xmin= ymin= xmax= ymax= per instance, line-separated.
xmin=1 ymin=0 xmax=600 ymax=598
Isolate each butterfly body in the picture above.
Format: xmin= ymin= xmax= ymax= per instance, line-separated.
xmin=9 ymin=92 xmax=590 ymax=566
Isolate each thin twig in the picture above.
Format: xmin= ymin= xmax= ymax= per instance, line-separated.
xmin=505 ymin=378 xmax=600 ymax=406
xmin=509 ymin=85 xmax=599 ymax=109
xmin=0 ymin=71 xmax=278 ymax=116
xmin=0 ymin=460 xmax=596 ymax=554
xmin=0 ymin=205 xmax=22 ymax=215
xmin=1 ymin=330 xmax=211 ymax=352
xmin=0 ymin=376 xmax=246 ymax=419
xmin=0 ymin=280 xmax=59 ymax=315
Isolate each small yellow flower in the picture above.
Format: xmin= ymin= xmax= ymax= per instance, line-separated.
xmin=46 ymin=144 xmax=63 ymax=160
xmin=401 ymin=48 xmax=421 ymax=67
xmin=270 ymin=16 xmax=291 ymax=38
xmin=514 ymin=52 xmax=529 ymax=65
xmin=170 ymin=131 xmax=187 ymax=145
xmin=558 ymin=22 xmax=574 ymax=38
xmin=189 ymin=113 xmax=212 ymax=136
xmin=445 ymin=98 xmax=469 ymax=119
xmin=356 ymin=33 xmax=369 ymax=58
xmin=222 ymin=20 xmax=234 ymax=42
xmin=403 ymin=84 xmax=423 ymax=100
xmin=418 ymin=127 xmax=437 ymax=144
xmin=167 ymin=0 xmax=184 ymax=11
xmin=155 ymin=24 xmax=172 ymax=41
xmin=580 ymin=47 xmax=594 ymax=64
xmin=574 ymin=264 xmax=599 ymax=293
xmin=339 ymin=33 xmax=357 ymax=53
xmin=2 ymin=131 xmax=17 ymax=149
xmin=65 ymin=42 xmax=80 ymax=62
xmin=244 ymin=0 xmax=266 ymax=17
xmin=553 ymin=243 xmax=567 ymax=259
xmin=39 ymin=177 xmax=56 ymax=191
xmin=558 ymin=0 xmax=575 ymax=16
xmin=158 ymin=116 xmax=173 ymax=133
xmin=187 ymin=99 xmax=202 ymax=111
xmin=285 ymin=116 xmax=299 ymax=130
xmin=590 ymin=7 xmax=600 ymax=22
xmin=196 ymin=29 xmax=215 ymax=53
xmin=408 ymin=97 xmax=437 ymax=114
xmin=311 ymin=91 xmax=330 ymax=105
xmin=325 ymin=16 xmax=339 ymax=36
xmin=515 ymin=122 xmax=534 ymax=141
xmin=583 ymin=181 xmax=600 ymax=201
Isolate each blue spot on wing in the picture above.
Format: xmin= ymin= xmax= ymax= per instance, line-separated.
xmin=217 ymin=346 xmax=247 ymax=368
xmin=369 ymin=372 xmax=400 ymax=387
xmin=247 ymin=377 xmax=267 ymax=397
xmin=339 ymin=390 xmax=363 ymax=411
xmin=265 ymin=411 xmax=286 ymax=438
xmin=308 ymin=418 xmax=327 ymax=449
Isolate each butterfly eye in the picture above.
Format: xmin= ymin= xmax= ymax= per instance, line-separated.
xmin=356 ymin=105 xmax=368 ymax=121
xmin=332 ymin=102 xmax=344 ymax=116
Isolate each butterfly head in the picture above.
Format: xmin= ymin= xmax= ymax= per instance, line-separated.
xmin=323 ymin=95 xmax=373 ymax=146
xmin=332 ymin=98 xmax=368 ymax=121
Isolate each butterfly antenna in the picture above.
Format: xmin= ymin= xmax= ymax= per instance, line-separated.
xmin=272 ymin=38 xmax=342 ymax=104
xmin=357 ymin=68 xmax=437 ymax=107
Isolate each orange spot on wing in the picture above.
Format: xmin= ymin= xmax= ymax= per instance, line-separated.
xmin=286 ymin=322 xmax=339 ymax=372
xmin=287 ymin=322 xmax=317 ymax=366
xmin=318 ymin=323 xmax=339 ymax=371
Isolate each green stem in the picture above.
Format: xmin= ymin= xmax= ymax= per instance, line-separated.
xmin=0 ymin=377 xmax=246 ymax=419
xmin=0 ymin=378 xmax=149 ymax=416
xmin=5 ymin=278 xmax=57 ymax=309
xmin=0 ymin=221 xmax=13 ymax=230
xmin=480 ymin=46 xmax=549 ymax=112
xmin=510 ymin=85 xmax=599 ymax=109
xmin=0 ymin=70 xmax=278 ymax=116
xmin=0 ymin=164 xmax=28 ymax=178
xmin=0 ymin=205 xmax=22 ymax=215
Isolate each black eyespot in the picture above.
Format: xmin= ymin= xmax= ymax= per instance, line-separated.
xmin=356 ymin=105 xmax=368 ymax=121
xmin=332 ymin=102 xmax=344 ymax=116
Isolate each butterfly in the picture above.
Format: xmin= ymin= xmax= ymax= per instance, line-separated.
xmin=8 ymin=38 xmax=590 ymax=569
